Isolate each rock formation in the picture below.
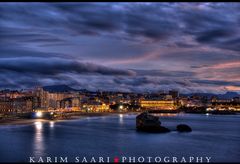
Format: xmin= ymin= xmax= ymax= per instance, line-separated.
xmin=176 ymin=124 xmax=192 ymax=132
xmin=136 ymin=112 xmax=170 ymax=133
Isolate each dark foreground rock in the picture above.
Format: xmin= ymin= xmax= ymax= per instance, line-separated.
xmin=136 ymin=112 xmax=170 ymax=133
xmin=176 ymin=124 xmax=192 ymax=132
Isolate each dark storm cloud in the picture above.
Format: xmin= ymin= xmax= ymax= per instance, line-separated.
xmin=160 ymin=50 xmax=240 ymax=66
xmin=191 ymin=80 xmax=240 ymax=87
xmin=215 ymin=38 xmax=240 ymax=52
xmin=123 ymin=5 xmax=180 ymax=42
xmin=193 ymin=28 xmax=240 ymax=52
xmin=0 ymin=27 xmax=69 ymax=48
xmin=0 ymin=3 xmax=180 ymax=42
xmin=196 ymin=29 xmax=236 ymax=43
xmin=0 ymin=3 xmax=239 ymax=43
xmin=1 ymin=3 xmax=239 ymax=46
xmin=0 ymin=57 xmax=135 ymax=76
xmin=0 ymin=2 xmax=240 ymax=93
xmin=0 ymin=31 xmax=65 ymax=43
xmin=113 ymin=76 xmax=192 ymax=89
xmin=0 ymin=47 xmax=66 ymax=58
xmin=133 ymin=69 xmax=194 ymax=77
xmin=179 ymin=3 xmax=240 ymax=51
xmin=110 ymin=76 xmax=236 ymax=93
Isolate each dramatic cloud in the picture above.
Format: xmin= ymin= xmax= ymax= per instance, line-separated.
xmin=0 ymin=2 xmax=240 ymax=93
xmin=0 ymin=57 xmax=135 ymax=76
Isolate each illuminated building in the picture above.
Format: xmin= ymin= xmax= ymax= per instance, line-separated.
xmin=140 ymin=99 xmax=177 ymax=110
xmin=0 ymin=97 xmax=33 ymax=114
xmin=12 ymin=97 xmax=33 ymax=113
xmin=0 ymin=99 xmax=12 ymax=114
xmin=165 ymin=95 xmax=173 ymax=100
xmin=211 ymin=101 xmax=240 ymax=111
xmin=179 ymin=97 xmax=188 ymax=106
xmin=82 ymin=102 xmax=110 ymax=112
xmin=60 ymin=97 xmax=81 ymax=111
xmin=35 ymin=87 xmax=78 ymax=110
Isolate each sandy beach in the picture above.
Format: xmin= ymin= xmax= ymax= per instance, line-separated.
xmin=0 ymin=118 xmax=51 ymax=126
xmin=0 ymin=112 xmax=140 ymax=126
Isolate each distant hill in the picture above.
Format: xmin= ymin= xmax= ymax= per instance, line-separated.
xmin=181 ymin=93 xmax=215 ymax=99
xmin=42 ymin=85 xmax=240 ymax=98
xmin=218 ymin=91 xmax=239 ymax=99
xmin=43 ymin=85 xmax=77 ymax=92
xmin=181 ymin=91 xmax=240 ymax=99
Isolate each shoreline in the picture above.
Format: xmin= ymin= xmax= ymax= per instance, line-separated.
xmin=0 ymin=111 xmax=238 ymax=126
xmin=0 ymin=112 xmax=140 ymax=126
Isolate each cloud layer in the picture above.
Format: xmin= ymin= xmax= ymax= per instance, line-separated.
xmin=0 ymin=2 xmax=240 ymax=93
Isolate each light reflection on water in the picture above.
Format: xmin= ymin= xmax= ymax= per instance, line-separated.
xmin=33 ymin=121 xmax=44 ymax=157
xmin=49 ymin=121 xmax=55 ymax=128
xmin=33 ymin=121 xmax=55 ymax=157
xmin=119 ymin=114 xmax=124 ymax=124
xmin=152 ymin=113 xmax=178 ymax=117
xmin=0 ymin=114 xmax=239 ymax=162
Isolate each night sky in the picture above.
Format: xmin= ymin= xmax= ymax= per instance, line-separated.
xmin=0 ymin=2 xmax=240 ymax=93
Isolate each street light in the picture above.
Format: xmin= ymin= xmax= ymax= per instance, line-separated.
xmin=36 ymin=111 xmax=43 ymax=118
xmin=119 ymin=105 xmax=123 ymax=110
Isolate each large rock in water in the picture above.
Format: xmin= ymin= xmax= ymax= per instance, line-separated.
xmin=176 ymin=124 xmax=192 ymax=132
xmin=136 ymin=112 xmax=170 ymax=133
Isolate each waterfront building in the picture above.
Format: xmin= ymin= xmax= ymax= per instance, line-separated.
xmin=81 ymin=101 xmax=110 ymax=112
xmin=186 ymin=99 xmax=204 ymax=107
xmin=165 ymin=95 xmax=173 ymax=100
xmin=0 ymin=97 xmax=33 ymax=114
xmin=212 ymin=101 xmax=240 ymax=111
xmin=0 ymin=99 xmax=13 ymax=114
xmin=140 ymin=99 xmax=177 ymax=110
xmin=35 ymin=87 xmax=78 ymax=110
xmin=60 ymin=97 xmax=81 ymax=111
xmin=0 ymin=90 xmax=31 ymax=99
xmin=12 ymin=97 xmax=33 ymax=113
xmin=179 ymin=97 xmax=188 ymax=106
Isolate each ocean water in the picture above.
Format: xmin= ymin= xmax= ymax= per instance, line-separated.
xmin=0 ymin=113 xmax=239 ymax=163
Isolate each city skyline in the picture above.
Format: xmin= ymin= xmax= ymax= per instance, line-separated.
xmin=0 ymin=2 xmax=240 ymax=93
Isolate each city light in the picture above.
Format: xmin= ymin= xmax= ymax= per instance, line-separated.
xmin=206 ymin=108 xmax=215 ymax=111
xmin=0 ymin=3 xmax=239 ymax=163
xmin=36 ymin=111 xmax=43 ymax=118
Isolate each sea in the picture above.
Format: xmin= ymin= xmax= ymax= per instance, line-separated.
xmin=0 ymin=113 xmax=239 ymax=163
